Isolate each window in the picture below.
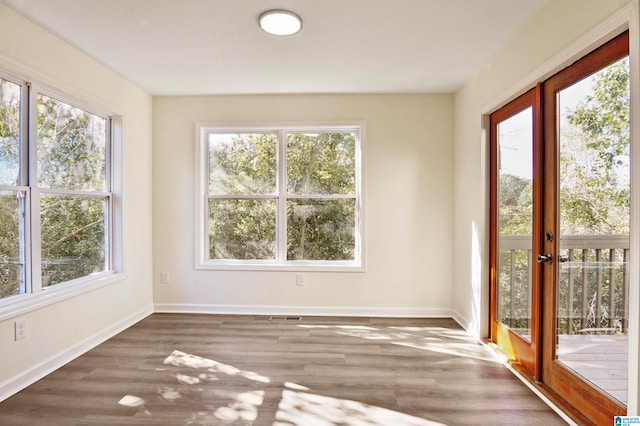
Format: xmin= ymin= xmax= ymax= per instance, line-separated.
xmin=0 ymin=72 xmax=116 ymax=306
xmin=196 ymin=125 xmax=363 ymax=270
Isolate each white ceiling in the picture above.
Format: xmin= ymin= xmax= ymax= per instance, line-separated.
xmin=1 ymin=0 xmax=549 ymax=96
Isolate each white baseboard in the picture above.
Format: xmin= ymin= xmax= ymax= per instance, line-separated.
xmin=451 ymin=311 xmax=471 ymax=331
xmin=154 ymin=303 xmax=456 ymax=318
xmin=0 ymin=304 xmax=153 ymax=402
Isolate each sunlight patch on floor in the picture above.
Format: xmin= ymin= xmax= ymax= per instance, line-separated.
xmin=164 ymin=349 xmax=270 ymax=383
xmin=393 ymin=341 xmax=502 ymax=363
xmin=118 ymin=394 xmax=145 ymax=407
xmin=117 ymin=350 xmax=272 ymax=423
xmin=275 ymin=389 xmax=447 ymax=426
xmin=297 ymin=324 xmax=501 ymax=363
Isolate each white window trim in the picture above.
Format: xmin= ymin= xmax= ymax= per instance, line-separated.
xmin=0 ymin=70 xmax=125 ymax=320
xmin=195 ymin=122 xmax=366 ymax=272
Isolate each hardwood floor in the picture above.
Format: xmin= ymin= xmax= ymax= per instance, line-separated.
xmin=0 ymin=314 xmax=568 ymax=425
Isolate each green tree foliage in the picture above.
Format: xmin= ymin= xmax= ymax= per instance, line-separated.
xmin=498 ymin=174 xmax=532 ymax=235
xmin=286 ymin=133 xmax=355 ymax=195
xmin=0 ymin=79 xmax=20 ymax=186
xmin=209 ymin=199 xmax=276 ymax=260
xmin=287 ymin=199 xmax=355 ymax=261
xmin=37 ymin=94 xmax=105 ymax=191
xmin=0 ymin=192 xmax=21 ymax=298
xmin=208 ymin=131 xmax=356 ymax=261
xmin=561 ymin=58 xmax=629 ymax=235
xmin=40 ymin=196 xmax=105 ymax=286
xmin=209 ymin=133 xmax=276 ymax=195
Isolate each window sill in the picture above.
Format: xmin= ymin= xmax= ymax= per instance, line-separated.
xmin=195 ymin=260 xmax=365 ymax=273
xmin=0 ymin=272 xmax=126 ymax=322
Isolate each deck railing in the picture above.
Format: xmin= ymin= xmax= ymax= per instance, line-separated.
xmin=498 ymin=235 xmax=629 ymax=335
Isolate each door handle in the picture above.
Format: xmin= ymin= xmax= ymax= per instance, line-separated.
xmin=537 ymin=253 xmax=553 ymax=264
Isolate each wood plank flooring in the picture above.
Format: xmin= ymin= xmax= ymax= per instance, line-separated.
xmin=0 ymin=314 xmax=568 ymax=425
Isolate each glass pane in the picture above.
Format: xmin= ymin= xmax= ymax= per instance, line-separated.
xmin=37 ymin=94 xmax=106 ymax=191
xmin=287 ymin=199 xmax=355 ymax=261
xmin=0 ymin=190 xmax=25 ymax=299
xmin=0 ymin=78 xmax=21 ymax=186
xmin=209 ymin=199 xmax=276 ymax=260
xmin=287 ymin=132 xmax=356 ymax=195
xmin=41 ymin=195 xmax=106 ymax=287
xmin=556 ymin=57 xmax=629 ymax=405
xmin=496 ymin=107 xmax=533 ymax=340
xmin=208 ymin=133 xmax=276 ymax=195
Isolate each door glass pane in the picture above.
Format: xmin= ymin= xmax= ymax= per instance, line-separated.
xmin=496 ymin=107 xmax=533 ymax=340
xmin=556 ymin=57 xmax=629 ymax=404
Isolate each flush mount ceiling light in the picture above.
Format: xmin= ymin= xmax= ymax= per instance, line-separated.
xmin=259 ymin=10 xmax=302 ymax=36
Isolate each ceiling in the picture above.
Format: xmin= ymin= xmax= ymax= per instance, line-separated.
xmin=1 ymin=0 xmax=549 ymax=96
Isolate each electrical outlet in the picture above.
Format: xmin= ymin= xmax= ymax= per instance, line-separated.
xmin=15 ymin=319 xmax=27 ymax=341
xmin=160 ymin=271 xmax=170 ymax=284
xmin=296 ymin=273 xmax=304 ymax=286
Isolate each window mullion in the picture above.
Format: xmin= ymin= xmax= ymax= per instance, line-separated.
xmin=38 ymin=188 xmax=111 ymax=198
xmin=105 ymin=118 xmax=112 ymax=193
xmin=286 ymin=194 xmax=356 ymax=200
xmin=104 ymin=119 xmax=112 ymax=272
xmin=104 ymin=193 xmax=112 ymax=272
xmin=19 ymin=82 xmax=30 ymax=187
xmin=208 ymin=194 xmax=276 ymax=200
xmin=277 ymin=130 xmax=287 ymax=261
xmin=16 ymin=189 xmax=28 ymax=295
xmin=203 ymin=131 xmax=211 ymax=261
xmin=17 ymin=81 xmax=30 ymax=295
xmin=27 ymin=83 xmax=42 ymax=293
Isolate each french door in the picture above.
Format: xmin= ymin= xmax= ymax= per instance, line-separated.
xmin=490 ymin=31 xmax=630 ymax=425
xmin=490 ymin=86 xmax=543 ymax=376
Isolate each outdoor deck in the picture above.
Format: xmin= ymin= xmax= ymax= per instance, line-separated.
xmin=557 ymin=334 xmax=628 ymax=404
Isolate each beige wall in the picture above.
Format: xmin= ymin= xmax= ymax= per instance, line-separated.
xmin=153 ymin=94 xmax=454 ymax=315
xmin=0 ymin=4 xmax=154 ymax=395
